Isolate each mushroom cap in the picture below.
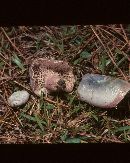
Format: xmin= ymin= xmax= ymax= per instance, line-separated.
xmin=29 ymin=58 xmax=75 ymax=96
xmin=8 ymin=90 xmax=30 ymax=107
xmin=77 ymin=74 xmax=130 ymax=108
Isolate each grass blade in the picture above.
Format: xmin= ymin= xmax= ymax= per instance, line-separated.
xmin=34 ymin=114 xmax=44 ymax=132
xmin=65 ymin=138 xmax=81 ymax=143
xmin=114 ymin=126 xmax=130 ymax=133
xmin=20 ymin=113 xmax=37 ymax=122
xmin=12 ymin=53 xmax=25 ymax=71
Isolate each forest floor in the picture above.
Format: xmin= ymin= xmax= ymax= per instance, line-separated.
xmin=0 ymin=25 xmax=130 ymax=143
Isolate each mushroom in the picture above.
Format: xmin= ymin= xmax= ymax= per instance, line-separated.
xmin=8 ymin=90 xmax=30 ymax=107
xmin=77 ymin=74 xmax=130 ymax=108
xmin=29 ymin=58 xmax=75 ymax=96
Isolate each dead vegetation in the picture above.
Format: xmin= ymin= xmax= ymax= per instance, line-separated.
xmin=0 ymin=25 xmax=130 ymax=143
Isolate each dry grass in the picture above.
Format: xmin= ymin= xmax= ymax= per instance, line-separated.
xmin=0 ymin=25 xmax=130 ymax=143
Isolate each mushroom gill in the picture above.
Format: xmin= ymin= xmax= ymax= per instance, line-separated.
xmin=29 ymin=58 xmax=75 ymax=96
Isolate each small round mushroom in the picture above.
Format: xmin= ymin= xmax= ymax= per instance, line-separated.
xmin=29 ymin=58 xmax=75 ymax=96
xmin=8 ymin=90 xmax=30 ymax=107
xmin=77 ymin=74 xmax=130 ymax=108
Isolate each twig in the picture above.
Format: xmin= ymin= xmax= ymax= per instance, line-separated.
xmin=0 ymin=53 xmax=12 ymax=68
xmin=0 ymin=94 xmax=23 ymax=127
xmin=71 ymin=35 xmax=95 ymax=61
xmin=90 ymin=25 xmax=127 ymax=81
xmin=107 ymin=25 xmax=127 ymax=43
xmin=0 ymin=120 xmax=17 ymax=127
xmin=0 ymin=70 xmax=26 ymax=86
xmin=101 ymin=136 xmax=123 ymax=143
xmin=97 ymin=25 xmax=125 ymax=44
xmin=107 ymin=46 xmax=128 ymax=80
xmin=96 ymin=29 xmax=130 ymax=62
xmin=1 ymin=27 xmax=26 ymax=60
xmin=120 ymin=24 xmax=129 ymax=43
